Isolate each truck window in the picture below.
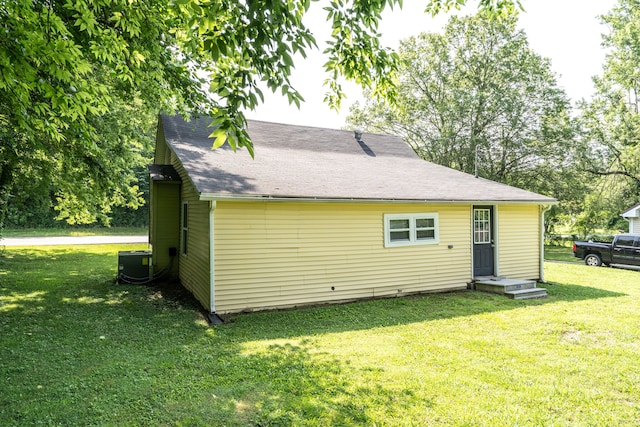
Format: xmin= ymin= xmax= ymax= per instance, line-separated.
xmin=616 ymin=236 xmax=635 ymax=247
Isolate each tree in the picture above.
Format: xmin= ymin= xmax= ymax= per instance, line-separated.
xmin=0 ymin=0 xmax=522 ymax=228
xmin=347 ymin=14 xmax=577 ymax=200
xmin=576 ymin=0 xmax=640 ymax=231
xmin=0 ymin=0 xmax=208 ymax=228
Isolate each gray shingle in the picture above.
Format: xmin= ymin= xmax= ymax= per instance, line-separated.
xmin=160 ymin=114 xmax=556 ymax=203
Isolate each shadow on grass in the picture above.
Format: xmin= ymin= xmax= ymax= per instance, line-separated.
xmin=220 ymin=282 xmax=625 ymax=342
xmin=0 ymin=247 xmax=627 ymax=425
xmin=1 ymin=247 xmax=626 ymax=338
xmin=2 ymin=248 xmax=411 ymax=425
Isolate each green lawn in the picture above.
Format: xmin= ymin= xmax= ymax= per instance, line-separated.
xmin=544 ymin=244 xmax=581 ymax=263
xmin=1 ymin=246 xmax=639 ymax=426
xmin=1 ymin=227 xmax=147 ymax=238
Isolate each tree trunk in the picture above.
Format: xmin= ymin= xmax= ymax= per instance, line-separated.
xmin=0 ymin=163 xmax=14 ymax=234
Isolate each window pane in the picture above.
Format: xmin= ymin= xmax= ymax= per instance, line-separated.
xmin=182 ymin=229 xmax=188 ymax=255
xmin=474 ymin=209 xmax=491 ymax=243
xmin=385 ymin=213 xmax=438 ymax=247
xmin=417 ymin=230 xmax=435 ymax=239
xmin=182 ymin=203 xmax=188 ymax=255
xmin=416 ymin=218 xmax=434 ymax=228
xmin=182 ymin=203 xmax=188 ymax=228
xmin=390 ymin=219 xmax=410 ymax=230
xmin=390 ymin=231 xmax=410 ymax=241
xmin=617 ymin=238 xmax=634 ymax=247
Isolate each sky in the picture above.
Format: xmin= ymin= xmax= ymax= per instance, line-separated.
xmin=245 ymin=0 xmax=617 ymax=129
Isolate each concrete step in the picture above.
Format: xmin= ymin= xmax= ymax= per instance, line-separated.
xmin=473 ymin=277 xmax=547 ymax=300
xmin=505 ymin=287 xmax=548 ymax=300
xmin=475 ymin=278 xmax=537 ymax=294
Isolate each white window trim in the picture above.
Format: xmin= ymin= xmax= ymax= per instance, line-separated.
xmin=473 ymin=208 xmax=492 ymax=244
xmin=384 ymin=213 xmax=439 ymax=248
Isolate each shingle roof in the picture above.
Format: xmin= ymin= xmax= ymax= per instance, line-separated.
xmin=159 ymin=114 xmax=556 ymax=204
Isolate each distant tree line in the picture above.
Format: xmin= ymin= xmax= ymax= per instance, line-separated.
xmin=3 ymin=166 xmax=149 ymax=229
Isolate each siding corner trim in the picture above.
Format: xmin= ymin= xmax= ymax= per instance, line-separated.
xmin=209 ymin=200 xmax=217 ymax=313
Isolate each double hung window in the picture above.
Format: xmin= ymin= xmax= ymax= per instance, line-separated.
xmin=384 ymin=213 xmax=439 ymax=247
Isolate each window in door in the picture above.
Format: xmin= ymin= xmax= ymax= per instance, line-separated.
xmin=474 ymin=209 xmax=491 ymax=244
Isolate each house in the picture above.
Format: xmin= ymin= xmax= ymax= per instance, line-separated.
xmin=150 ymin=115 xmax=556 ymax=319
xmin=621 ymin=203 xmax=640 ymax=233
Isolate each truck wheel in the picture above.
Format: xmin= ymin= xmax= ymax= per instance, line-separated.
xmin=584 ymin=253 xmax=602 ymax=267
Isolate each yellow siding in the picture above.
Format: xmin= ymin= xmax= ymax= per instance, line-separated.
xmin=497 ymin=205 xmax=541 ymax=280
xmin=214 ymin=202 xmax=472 ymax=313
xmin=150 ymin=182 xmax=180 ymax=277
xmin=171 ymin=156 xmax=211 ymax=311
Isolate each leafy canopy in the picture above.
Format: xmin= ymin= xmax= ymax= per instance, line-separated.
xmin=347 ymin=14 xmax=576 ymax=199
xmin=573 ymin=0 xmax=640 ymax=231
xmin=0 ymin=0 xmax=522 ymax=226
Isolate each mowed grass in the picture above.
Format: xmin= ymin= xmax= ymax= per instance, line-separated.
xmin=1 ymin=227 xmax=147 ymax=238
xmin=1 ymin=246 xmax=639 ymax=426
xmin=544 ymin=244 xmax=581 ymax=263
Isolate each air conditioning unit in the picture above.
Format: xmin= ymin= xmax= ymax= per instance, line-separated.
xmin=117 ymin=250 xmax=152 ymax=283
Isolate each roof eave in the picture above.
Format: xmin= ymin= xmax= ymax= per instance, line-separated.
xmin=621 ymin=202 xmax=640 ymax=217
xmin=199 ymin=193 xmax=557 ymax=205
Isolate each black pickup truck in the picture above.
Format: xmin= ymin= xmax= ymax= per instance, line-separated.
xmin=573 ymin=234 xmax=640 ymax=267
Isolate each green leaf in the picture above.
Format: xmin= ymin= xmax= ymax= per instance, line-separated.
xmin=209 ymin=129 xmax=228 ymax=149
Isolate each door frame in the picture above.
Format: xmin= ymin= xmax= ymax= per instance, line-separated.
xmin=472 ymin=205 xmax=497 ymax=278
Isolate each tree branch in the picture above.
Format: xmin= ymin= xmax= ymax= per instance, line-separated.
xmin=585 ymin=168 xmax=640 ymax=185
